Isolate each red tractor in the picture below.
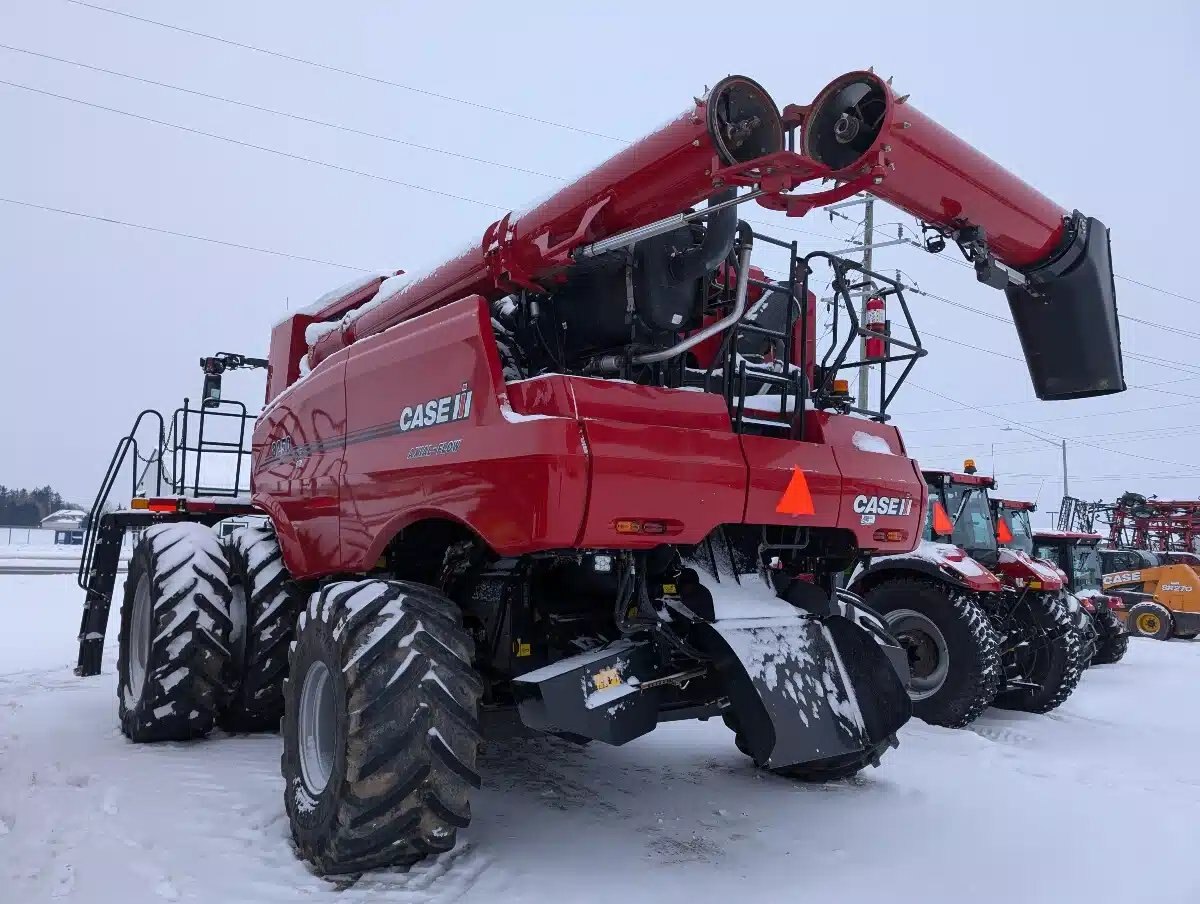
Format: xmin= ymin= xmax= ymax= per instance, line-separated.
xmin=73 ymin=72 xmax=1121 ymax=873
xmin=1028 ymin=529 xmax=1129 ymax=665
xmin=851 ymin=468 xmax=1087 ymax=727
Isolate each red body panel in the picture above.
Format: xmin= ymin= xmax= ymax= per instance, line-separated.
xmin=255 ymin=298 xmax=929 ymax=578
xmin=993 ymin=548 xmax=1065 ymax=591
xmin=253 ymin=347 xmax=350 ymax=577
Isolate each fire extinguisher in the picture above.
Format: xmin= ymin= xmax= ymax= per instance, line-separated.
xmin=865 ymin=295 xmax=886 ymax=359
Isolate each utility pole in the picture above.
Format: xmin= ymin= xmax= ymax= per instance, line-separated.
xmin=1060 ymin=438 xmax=1069 ymax=500
xmin=859 ymin=197 xmax=874 ymax=407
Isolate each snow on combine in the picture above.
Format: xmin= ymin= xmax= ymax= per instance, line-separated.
xmin=850 ymin=466 xmax=1087 ymax=727
xmin=74 ymin=71 xmax=1122 ymax=873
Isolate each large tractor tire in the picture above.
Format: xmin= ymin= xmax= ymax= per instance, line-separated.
xmin=116 ymin=522 xmax=233 ymax=742
xmin=864 ymin=578 xmax=1002 ymax=729
xmin=1090 ymin=608 xmax=1130 ymax=664
xmin=993 ymin=592 xmax=1086 ymax=714
xmin=219 ymin=522 xmax=307 ymax=732
xmin=1065 ymin=595 xmax=1097 ymax=668
xmin=1126 ymin=601 xmax=1174 ymax=641
xmin=283 ymin=580 xmax=483 ymax=874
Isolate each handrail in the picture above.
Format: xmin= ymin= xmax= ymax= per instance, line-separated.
xmin=77 ymin=409 xmax=165 ymax=590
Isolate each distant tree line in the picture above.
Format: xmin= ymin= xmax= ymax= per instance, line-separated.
xmin=0 ymin=486 xmax=87 ymax=526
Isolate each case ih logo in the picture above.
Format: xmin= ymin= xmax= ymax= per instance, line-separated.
xmin=400 ymin=383 xmax=473 ymax=433
xmin=852 ymin=495 xmax=914 ymax=517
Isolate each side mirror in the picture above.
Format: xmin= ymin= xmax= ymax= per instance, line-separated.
xmin=202 ymin=371 xmax=222 ymax=408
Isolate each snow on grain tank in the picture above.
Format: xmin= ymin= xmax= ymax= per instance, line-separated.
xmin=73 ymin=71 xmax=1123 ymax=874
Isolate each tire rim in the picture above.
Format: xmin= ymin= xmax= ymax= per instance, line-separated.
xmin=884 ymin=609 xmax=950 ymax=701
xmin=1137 ymin=612 xmax=1161 ymax=635
xmin=129 ymin=574 xmax=153 ymax=700
xmin=298 ymin=660 xmax=336 ymax=796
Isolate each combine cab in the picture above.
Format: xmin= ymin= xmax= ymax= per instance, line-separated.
xmin=852 ymin=467 xmax=1088 ymax=727
xmin=74 ymin=71 xmax=1121 ymax=873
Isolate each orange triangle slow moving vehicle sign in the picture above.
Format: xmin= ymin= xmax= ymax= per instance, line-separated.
xmin=932 ymin=501 xmax=954 ymax=536
xmin=996 ymin=515 xmax=1014 ymax=544
xmin=776 ymin=467 xmax=816 ymax=516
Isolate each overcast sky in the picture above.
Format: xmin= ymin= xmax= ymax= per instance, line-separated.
xmin=2 ymin=0 xmax=1198 ymax=523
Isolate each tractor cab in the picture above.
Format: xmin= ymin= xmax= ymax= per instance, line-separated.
xmin=925 ymin=465 xmax=1064 ymax=592
xmin=1032 ymin=531 xmax=1107 ymax=595
xmin=923 ymin=464 xmax=1000 ymax=566
xmin=992 ymin=498 xmax=1036 ymax=556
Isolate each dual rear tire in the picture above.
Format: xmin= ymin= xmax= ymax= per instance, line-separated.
xmin=116 ymin=524 xmax=482 ymax=875
xmin=117 ymin=521 xmax=304 ymax=740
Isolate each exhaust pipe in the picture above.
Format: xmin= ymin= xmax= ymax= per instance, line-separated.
xmin=803 ymin=71 xmax=1124 ymax=401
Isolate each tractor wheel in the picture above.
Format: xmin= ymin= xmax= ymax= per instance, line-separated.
xmin=116 ymin=523 xmax=233 ymax=742
xmin=1091 ymin=608 xmax=1130 ymax=664
xmin=1065 ymin=595 xmax=1097 ymax=668
xmin=283 ymin=580 xmax=483 ymax=874
xmin=218 ymin=522 xmax=307 ymax=732
xmin=864 ymin=578 xmax=1002 ymax=729
xmin=993 ymin=592 xmax=1086 ymax=714
xmin=1126 ymin=602 xmax=1174 ymax=640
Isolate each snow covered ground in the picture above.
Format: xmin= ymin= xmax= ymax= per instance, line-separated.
xmin=0 ymin=545 xmax=130 ymax=575
xmin=3 ymin=574 xmax=1199 ymax=904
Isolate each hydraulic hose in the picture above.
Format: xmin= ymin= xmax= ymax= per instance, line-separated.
xmin=668 ymin=189 xmax=738 ymax=284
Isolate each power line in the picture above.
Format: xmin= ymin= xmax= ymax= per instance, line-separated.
xmin=900 ymin=397 xmax=1200 ymax=432
xmin=907 ymin=381 xmax=1200 ymax=470
xmin=913 ymin=424 xmax=1200 ymax=450
xmin=0 ymin=43 xmax=572 ymax=181
xmin=60 ymin=0 xmax=629 ymax=143
xmin=1114 ymin=274 xmax=1200 ymax=308
xmin=0 ymin=196 xmax=372 ymax=270
xmin=998 ymin=471 xmax=1200 ymax=483
xmin=55 ymin=1 xmax=1200 ymax=311
xmin=0 ymin=51 xmax=850 ymax=246
xmin=910 ymin=240 xmax=1200 ymax=342
xmin=893 ymin=376 xmax=1200 ymax=417
xmin=0 ymin=78 xmax=508 ymax=210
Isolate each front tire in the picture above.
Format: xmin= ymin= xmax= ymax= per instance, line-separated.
xmin=992 ymin=592 xmax=1086 ymax=714
xmin=864 ymin=578 xmax=1002 ymax=728
xmin=116 ymin=523 xmax=232 ymax=742
xmin=283 ymin=580 xmax=483 ymax=874
xmin=1091 ymin=607 xmax=1130 ymax=664
xmin=1126 ymin=601 xmax=1174 ymax=640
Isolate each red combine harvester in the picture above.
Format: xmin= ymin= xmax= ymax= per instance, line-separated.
xmin=74 ymin=72 xmax=1121 ymax=873
xmin=851 ymin=467 xmax=1086 ymax=727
